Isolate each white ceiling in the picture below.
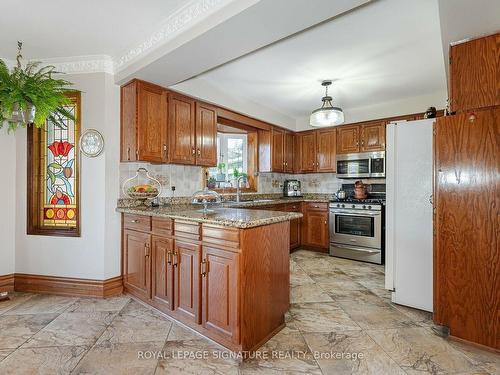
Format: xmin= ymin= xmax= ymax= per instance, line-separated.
xmin=178 ymin=0 xmax=449 ymax=130
xmin=0 ymin=0 xmax=187 ymax=59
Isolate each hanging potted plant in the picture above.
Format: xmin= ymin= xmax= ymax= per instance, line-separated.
xmin=0 ymin=42 xmax=75 ymax=132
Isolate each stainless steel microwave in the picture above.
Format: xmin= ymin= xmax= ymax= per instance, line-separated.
xmin=336 ymin=151 xmax=385 ymax=179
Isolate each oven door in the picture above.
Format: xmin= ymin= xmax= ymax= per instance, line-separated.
xmin=329 ymin=209 xmax=382 ymax=249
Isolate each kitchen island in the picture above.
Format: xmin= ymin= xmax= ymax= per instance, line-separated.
xmin=117 ymin=205 xmax=302 ymax=352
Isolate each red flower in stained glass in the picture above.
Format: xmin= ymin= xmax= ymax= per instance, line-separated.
xmin=48 ymin=141 xmax=74 ymax=157
xmin=50 ymin=190 xmax=71 ymax=205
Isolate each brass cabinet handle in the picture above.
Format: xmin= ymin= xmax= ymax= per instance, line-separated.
xmin=130 ymin=219 xmax=139 ymax=223
xmin=144 ymin=243 xmax=150 ymax=258
xmin=173 ymin=251 xmax=178 ymax=267
xmin=127 ymin=147 xmax=131 ymax=161
xmin=192 ymin=148 xmax=196 ymax=155
xmin=324 ymin=220 xmax=327 ymax=225
xmin=200 ymin=259 xmax=209 ymax=276
xmin=197 ymin=149 xmax=201 ymax=156
xmin=167 ymin=250 xmax=172 ymax=265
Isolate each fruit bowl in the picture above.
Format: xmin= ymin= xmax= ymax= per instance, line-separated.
xmin=122 ymin=168 xmax=161 ymax=204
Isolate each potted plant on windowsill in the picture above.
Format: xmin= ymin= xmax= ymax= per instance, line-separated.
xmin=0 ymin=42 xmax=75 ymax=132
xmin=216 ymin=162 xmax=226 ymax=182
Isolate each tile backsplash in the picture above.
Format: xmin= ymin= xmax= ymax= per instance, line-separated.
xmin=120 ymin=162 xmax=381 ymax=198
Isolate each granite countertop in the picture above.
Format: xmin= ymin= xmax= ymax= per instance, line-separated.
xmin=116 ymin=206 xmax=303 ymax=229
xmin=223 ymin=197 xmax=330 ymax=208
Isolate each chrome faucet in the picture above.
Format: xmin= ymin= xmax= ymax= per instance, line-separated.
xmin=236 ymin=175 xmax=247 ymax=203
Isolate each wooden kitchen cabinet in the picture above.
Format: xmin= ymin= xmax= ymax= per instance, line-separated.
xmin=449 ymin=33 xmax=500 ymax=113
xmin=298 ymin=131 xmax=317 ymax=172
xmin=316 ymin=128 xmax=337 ymax=172
xmin=173 ymin=240 xmax=201 ymax=324
xmin=259 ymin=127 xmax=294 ymax=172
xmin=201 ymin=246 xmax=239 ymax=344
xmin=123 ymin=229 xmax=151 ymax=300
xmin=360 ymin=122 xmax=385 ymax=152
xmin=301 ymin=203 xmax=329 ymax=250
xmin=121 ymin=80 xmax=168 ymax=162
xmin=284 ymin=131 xmax=295 ymax=172
xmin=168 ymin=92 xmax=197 ymax=165
xmin=151 ymin=236 xmax=174 ymax=312
xmin=286 ymin=203 xmax=302 ymax=250
xmin=195 ymin=102 xmax=218 ymax=166
xmin=271 ymin=127 xmax=285 ymax=171
xmin=336 ymin=125 xmax=360 ymax=154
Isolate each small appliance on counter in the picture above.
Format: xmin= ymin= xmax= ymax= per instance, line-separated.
xmin=283 ymin=179 xmax=302 ymax=197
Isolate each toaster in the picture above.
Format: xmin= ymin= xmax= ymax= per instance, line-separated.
xmin=283 ymin=179 xmax=302 ymax=197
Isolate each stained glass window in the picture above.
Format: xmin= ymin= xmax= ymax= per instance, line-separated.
xmin=27 ymin=92 xmax=80 ymax=236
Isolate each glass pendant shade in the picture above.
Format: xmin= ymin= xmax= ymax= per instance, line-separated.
xmin=310 ymin=81 xmax=344 ymax=127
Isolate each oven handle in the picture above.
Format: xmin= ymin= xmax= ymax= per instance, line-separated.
xmin=331 ymin=243 xmax=381 ymax=254
xmin=330 ymin=210 xmax=381 ymax=216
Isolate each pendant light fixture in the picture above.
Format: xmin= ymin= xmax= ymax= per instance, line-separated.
xmin=309 ymin=80 xmax=344 ymax=127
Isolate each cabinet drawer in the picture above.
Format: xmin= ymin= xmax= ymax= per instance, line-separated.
xmin=123 ymin=214 xmax=151 ymax=232
xmin=174 ymin=220 xmax=201 ymax=241
xmin=286 ymin=202 xmax=302 ymax=212
xmin=152 ymin=216 xmax=173 ymax=237
xmin=202 ymin=225 xmax=240 ymax=249
xmin=304 ymin=202 xmax=328 ymax=211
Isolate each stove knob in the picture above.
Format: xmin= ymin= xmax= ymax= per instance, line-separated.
xmin=363 ymin=205 xmax=366 ymax=209
xmin=368 ymin=205 xmax=372 ymax=209
xmin=337 ymin=204 xmax=340 ymax=208
xmin=341 ymin=204 xmax=345 ymax=208
xmin=352 ymin=204 xmax=356 ymax=209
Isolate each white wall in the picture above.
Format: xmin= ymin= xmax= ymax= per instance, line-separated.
xmin=15 ymin=72 xmax=121 ymax=280
xmin=0 ymin=130 xmax=16 ymax=276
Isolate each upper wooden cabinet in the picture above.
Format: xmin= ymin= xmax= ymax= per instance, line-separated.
xmin=195 ymin=102 xmax=218 ymax=166
xmin=298 ymin=131 xmax=317 ymax=173
xmin=258 ymin=127 xmax=294 ymax=172
xmin=121 ymin=80 xmax=168 ymax=162
xmin=360 ymin=122 xmax=385 ymax=152
xmin=271 ymin=127 xmax=285 ymax=172
xmin=121 ymin=80 xmax=217 ymax=167
xmin=284 ymin=131 xmax=295 ymax=173
xmin=316 ymin=128 xmax=337 ymax=172
xmin=168 ymin=92 xmax=197 ymax=165
xmin=449 ymin=33 xmax=500 ymax=113
xmin=337 ymin=125 xmax=360 ymax=154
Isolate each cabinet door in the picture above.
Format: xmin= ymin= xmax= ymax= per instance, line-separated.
xmin=286 ymin=203 xmax=301 ymax=250
xmin=361 ymin=122 xmax=385 ymax=152
xmin=337 ymin=125 xmax=360 ymax=154
xmin=173 ymin=240 xmax=201 ymax=323
xmin=151 ymin=236 xmax=174 ymax=312
xmin=299 ymin=131 xmax=317 ymax=172
xmin=195 ymin=102 xmax=217 ymax=166
xmin=123 ymin=230 xmax=151 ymax=300
xmin=284 ymin=131 xmax=295 ymax=173
xmin=120 ymin=81 xmax=138 ymax=162
xmin=302 ymin=209 xmax=329 ymax=249
xmin=316 ymin=128 xmax=337 ymax=172
xmin=137 ymin=83 xmax=168 ymax=162
xmin=271 ymin=128 xmax=285 ymax=172
xmin=169 ymin=93 xmax=196 ymax=164
xmin=450 ymin=33 xmax=500 ymax=112
xmin=201 ymin=247 xmax=239 ymax=344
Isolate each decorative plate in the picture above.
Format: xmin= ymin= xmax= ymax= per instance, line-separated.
xmin=79 ymin=129 xmax=104 ymax=157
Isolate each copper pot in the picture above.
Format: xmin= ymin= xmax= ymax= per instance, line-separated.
xmin=354 ymin=180 xmax=367 ymax=199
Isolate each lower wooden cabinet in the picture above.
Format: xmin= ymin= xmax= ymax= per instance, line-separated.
xmin=151 ymin=236 xmax=174 ymax=311
xmin=173 ymin=240 xmax=201 ymax=324
xmin=201 ymin=246 xmax=239 ymax=344
xmin=301 ymin=203 xmax=329 ymax=250
xmin=123 ymin=229 xmax=151 ymax=301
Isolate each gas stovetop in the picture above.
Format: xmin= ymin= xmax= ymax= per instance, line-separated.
xmin=330 ymin=198 xmax=384 ymax=204
xmin=329 ymin=198 xmax=384 ymax=211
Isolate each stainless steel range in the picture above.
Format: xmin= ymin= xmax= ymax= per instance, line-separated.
xmin=329 ymin=198 xmax=384 ymax=264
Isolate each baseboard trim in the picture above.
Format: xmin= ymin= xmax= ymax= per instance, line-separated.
xmin=14 ymin=274 xmax=123 ymax=298
xmin=0 ymin=274 xmax=15 ymax=293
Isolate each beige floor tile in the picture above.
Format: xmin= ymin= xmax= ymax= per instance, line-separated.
xmin=0 ymin=349 xmax=14 ymax=362
xmin=290 ymin=303 xmax=360 ymax=333
xmin=338 ymin=300 xmax=418 ymax=330
xmin=391 ymin=303 xmax=434 ymax=326
xmin=4 ymin=294 xmax=77 ymax=315
xmin=166 ymin=323 xmax=203 ymax=342
xmin=0 ymin=313 xmax=58 ymax=349
xmin=0 ymin=345 xmax=88 ymax=375
xmin=303 ymin=330 xmax=406 ymax=375
xmin=327 ymin=289 xmax=387 ymax=306
xmin=448 ymin=340 xmax=500 ymax=375
xmin=72 ymin=341 xmax=163 ymax=375
xmin=367 ymin=327 xmax=478 ymax=374
xmin=67 ymin=295 xmax=131 ymax=313
xmin=290 ymin=268 xmax=316 ymax=286
xmin=291 ymin=284 xmax=334 ymax=303
xmin=157 ymin=339 xmax=240 ymax=374
xmin=23 ymin=311 xmax=116 ymax=348
xmin=240 ymin=328 xmax=322 ymax=375
xmin=0 ymin=293 xmax=36 ymax=315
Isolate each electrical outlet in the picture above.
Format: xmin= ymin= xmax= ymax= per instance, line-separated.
xmin=171 ymin=186 xmax=176 ymax=191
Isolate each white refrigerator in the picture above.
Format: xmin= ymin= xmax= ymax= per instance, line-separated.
xmin=385 ymin=119 xmax=434 ymax=312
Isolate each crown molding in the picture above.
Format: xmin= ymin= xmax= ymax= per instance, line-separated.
xmin=113 ymin=0 xmax=230 ymax=71
xmin=1 ymin=55 xmax=114 ymax=75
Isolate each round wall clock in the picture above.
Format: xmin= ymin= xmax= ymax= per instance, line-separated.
xmin=79 ymin=129 xmax=104 ymax=157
